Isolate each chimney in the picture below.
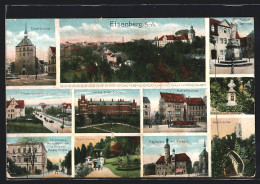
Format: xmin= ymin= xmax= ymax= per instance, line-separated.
xmin=133 ymin=99 xmax=135 ymax=103
xmin=112 ymin=99 xmax=113 ymax=102
xmin=100 ymin=98 xmax=101 ymax=102
xmin=90 ymin=98 xmax=92 ymax=102
xmin=81 ymin=95 xmax=85 ymax=100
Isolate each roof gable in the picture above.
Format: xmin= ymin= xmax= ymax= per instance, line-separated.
xmin=160 ymin=92 xmax=185 ymax=103
xmin=219 ymin=19 xmax=231 ymax=27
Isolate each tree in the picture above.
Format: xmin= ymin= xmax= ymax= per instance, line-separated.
xmin=63 ymin=150 xmax=72 ymax=175
xmin=80 ymin=144 xmax=87 ymax=163
xmin=46 ymin=159 xmax=53 ymax=172
xmin=75 ymin=147 xmax=81 ymax=165
xmin=87 ymin=63 xmax=98 ymax=82
xmin=17 ymin=137 xmax=47 ymax=175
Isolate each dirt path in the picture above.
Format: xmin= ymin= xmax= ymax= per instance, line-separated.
xmin=43 ymin=171 xmax=69 ymax=178
xmin=86 ymin=167 xmax=119 ymax=178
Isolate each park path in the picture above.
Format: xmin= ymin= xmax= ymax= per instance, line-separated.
xmin=43 ymin=171 xmax=69 ymax=178
xmin=86 ymin=167 xmax=119 ymax=178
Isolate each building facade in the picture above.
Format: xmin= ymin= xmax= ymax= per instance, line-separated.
xmin=198 ymin=140 xmax=208 ymax=175
xmin=186 ymin=97 xmax=206 ymax=122
xmin=155 ymin=138 xmax=192 ymax=175
xmin=156 ymin=26 xmax=195 ymax=47
xmin=159 ymin=92 xmax=206 ymax=123
xmin=48 ymin=46 xmax=56 ymax=75
xmin=210 ymin=18 xmax=241 ymax=60
xmin=15 ymin=23 xmax=37 ymax=75
xmin=143 ymin=97 xmax=151 ymax=124
xmin=6 ymin=98 xmax=25 ymax=120
xmin=7 ymin=143 xmax=47 ymax=174
xmin=78 ymin=95 xmax=137 ymax=116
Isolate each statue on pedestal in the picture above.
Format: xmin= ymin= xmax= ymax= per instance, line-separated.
xmin=227 ymin=79 xmax=237 ymax=106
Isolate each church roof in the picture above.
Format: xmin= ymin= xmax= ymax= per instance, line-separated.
xmin=17 ymin=36 xmax=34 ymax=47
xmin=156 ymin=153 xmax=190 ymax=164
xmin=143 ymin=97 xmax=150 ymax=103
xmin=199 ymin=148 xmax=208 ymax=156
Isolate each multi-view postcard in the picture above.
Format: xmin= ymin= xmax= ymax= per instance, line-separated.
xmin=6 ymin=136 xmax=71 ymax=178
xmin=6 ymin=19 xmax=56 ymax=86
xmin=211 ymin=117 xmax=255 ymax=177
xmin=60 ymin=18 xmax=205 ymax=83
xmin=75 ymin=89 xmax=140 ymax=133
xmin=6 ymin=89 xmax=72 ymax=133
xmin=143 ymin=88 xmax=207 ymax=133
xmin=74 ymin=136 xmax=140 ymax=178
xmin=210 ymin=77 xmax=254 ymax=115
xmin=143 ymin=136 xmax=208 ymax=177
xmin=209 ymin=17 xmax=254 ymax=75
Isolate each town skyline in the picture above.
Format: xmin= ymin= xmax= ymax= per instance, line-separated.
xmin=6 ymin=19 xmax=55 ymax=61
xmin=60 ymin=18 xmax=205 ymax=43
xmin=74 ymin=89 xmax=140 ymax=106
xmin=6 ymin=89 xmax=71 ymax=106
xmin=143 ymin=88 xmax=206 ymax=114
xmin=143 ymin=136 xmax=207 ymax=165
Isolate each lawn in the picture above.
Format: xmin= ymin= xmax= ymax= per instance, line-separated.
xmin=104 ymin=155 xmax=140 ymax=178
xmin=7 ymin=121 xmax=52 ymax=133
xmin=76 ymin=127 xmax=108 ymax=133
xmin=94 ymin=123 xmax=139 ymax=133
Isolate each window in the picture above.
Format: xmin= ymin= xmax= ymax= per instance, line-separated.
xmin=168 ymin=104 xmax=172 ymax=107
xmin=219 ymin=27 xmax=222 ymax=33
xmin=18 ymin=157 xmax=21 ymax=163
xmin=144 ymin=105 xmax=148 ymax=108
xmin=23 ymin=47 xmax=25 ymax=51
xmin=145 ymin=111 xmax=148 ymax=115
xmin=27 ymin=47 xmax=29 ymax=50
xmin=23 ymin=53 xmax=25 ymax=56
xmin=220 ymin=38 xmax=223 ymax=44
xmin=28 ymin=148 xmax=31 ymax=153
xmin=23 ymin=60 xmax=25 ymax=63
xmin=19 ymin=48 xmax=21 ymax=51
xmin=224 ymin=28 xmax=227 ymax=33
xmin=224 ymin=38 xmax=227 ymax=44
xmin=12 ymin=156 xmax=16 ymax=163
xmin=215 ymin=37 xmax=218 ymax=43
xmin=23 ymin=65 xmax=25 ymax=68
xmin=211 ymin=25 xmax=215 ymax=32
xmin=11 ymin=109 xmax=14 ymax=112
xmin=220 ymin=50 xmax=224 ymax=55
xmin=18 ymin=148 xmax=21 ymax=153
xmin=23 ymin=148 xmax=26 ymax=153
xmin=176 ymin=111 xmax=181 ymax=115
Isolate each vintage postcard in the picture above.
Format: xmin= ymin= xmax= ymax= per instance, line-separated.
xmin=60 ymin=18 xmax=205 ymax=83
xmin=74 ymin=136 xmax=140 ymax=178
xmin=143 ymin=88 xmax=207 ymax=133
xmin=211 ymin=117 xmax=255 ymax=177
xmin=6 ymin=19 xmax=56 ymax=86
xmin=6 ymin=136 xmax=71 ymax=178
xmin=209 ymin=17 xmax=254 ymax=75
xmin=210 ymin=77 xmax=254 ymax=115
xmin=74 ymin=89 xmax=140 ymax=133
xmin=143 ymin=136 xmax=208 ymax=177
xmin=6 ymin=89 xmax=72 ymax=133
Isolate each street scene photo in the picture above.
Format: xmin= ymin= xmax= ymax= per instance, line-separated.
xmin=75 ymin=89 xmax=140 ymax=133
xmin=210 ymin=17 xmax=254 ymax=74
xmin=143 ymin=136 xmax=208 ymax=177
xmin=60 ymin=18 xmax=205 ymax=83
xmin=6 ymin=136 xmax=71 ymax=178
xmin=6 ymin=89 xmax=72 ymax=133
xmin=210 ymin=77 xmax=254 ymax=115
xmin=6 ymin=19 xmax=56 ymax=86
xmin=74 ymin=136 xmax=140 ymax=178
xmin=211 ymin=117 xmax=255 ymax=177
xmin=143 ymin=88 xmax=207 ymax=133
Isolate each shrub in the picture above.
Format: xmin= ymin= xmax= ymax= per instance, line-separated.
xmin=75 ymin=163 xmax=90 ymax=177
xmin=35 ymin=168 xmax=42 ymax=175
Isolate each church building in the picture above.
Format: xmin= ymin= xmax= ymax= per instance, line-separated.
xmin=15 ymin=23 xmax=37 ymax=75
xmin=155 ymin=138 xmax=192 ymax=175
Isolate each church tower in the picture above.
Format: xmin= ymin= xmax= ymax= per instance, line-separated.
xmin=188 ymin=26 xmax=196 ymax=43
xmin=164 ymin=138 xmax=170 ymax=164
xmin=15 ymin=22 xmax=37 ymax=75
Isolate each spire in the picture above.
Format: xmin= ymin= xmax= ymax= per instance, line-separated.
xmin=204 ymin=139 xmax=206 ymax=149
xmin=24 ymin=22 xmax=28 ymax=37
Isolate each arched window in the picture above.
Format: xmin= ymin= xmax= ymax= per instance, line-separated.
xmin=211 ymin=25 xmax=215 ymax=32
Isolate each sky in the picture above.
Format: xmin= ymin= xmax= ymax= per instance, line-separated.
xmin=143 ymin=88 xmax=206 ymax=114
xmin=211 ymin=117 xmax=255 ymax=140
xmin=143 ymin=136 xmax=207 ymax=165
xmin=6 ymin=89 xmax=71 ymax=106
xmin=7 ymin=136 xmax=71 ymax=163
xmin=213 ymin=17 xmax=254 ymax=37
xmin=6 ymin=19 xmax=55 ymax=61
xmin=74 ymin=89 xmax=140 ymax=106
xmin=60 ymin=18 xmax=205 ymax=43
